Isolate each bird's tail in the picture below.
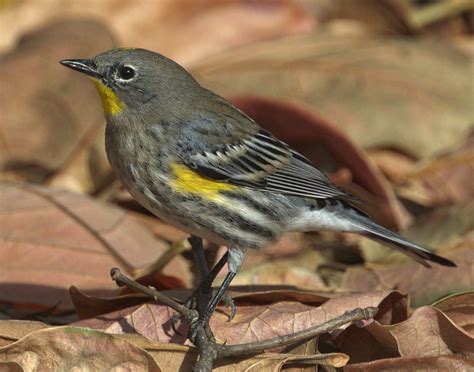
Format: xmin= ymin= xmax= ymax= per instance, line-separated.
xmin=348 ymin=211 xmax=456 ymax=268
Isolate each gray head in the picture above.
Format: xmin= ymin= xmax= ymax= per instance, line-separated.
xmin=60 ymin=48 xmax=201 ymax=118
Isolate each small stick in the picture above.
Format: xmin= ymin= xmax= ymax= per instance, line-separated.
xmin=110 ymin=268 xmax=195 ymax=319
xmin=110 ymin=268 xmax=378 ymax=372
xmin=218 ymin=306 xmax=378 ymax=358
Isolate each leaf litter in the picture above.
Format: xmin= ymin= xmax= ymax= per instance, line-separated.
xmin=0 ymin=2 xmax=473 ymax=370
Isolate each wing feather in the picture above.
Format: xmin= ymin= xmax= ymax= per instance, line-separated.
xmin=179 ymin=129 xmax=352 ymax=200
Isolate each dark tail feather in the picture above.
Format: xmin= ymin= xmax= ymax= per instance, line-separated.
xmin=354 ymin=217 xmax=456 ymax=268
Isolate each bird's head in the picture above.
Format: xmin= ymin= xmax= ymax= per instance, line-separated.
xmin=60 ymin=48 xmax=200 ymax=119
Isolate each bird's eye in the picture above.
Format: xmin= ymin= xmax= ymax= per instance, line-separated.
xmin=118 ymin=66 xmax=135 ymax=80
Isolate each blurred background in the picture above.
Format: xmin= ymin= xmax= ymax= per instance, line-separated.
xmin=0 ymin=0 xmax=473 ymax=365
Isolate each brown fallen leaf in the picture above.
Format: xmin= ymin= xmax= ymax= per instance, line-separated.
xmin=70 ymin=285 xmax=344 ymax=321
xmin=69 ymin=286 xmax=150 ymax=320
xmin=123 ymin=332 xmax=351 ymax=371
xmin=433 ymin=291 xmax=474 ymax=337
xmin=209 ymin=292 xmax=390 ymax=348
xmin=130 ymin=211 xmax=189 ymax=243
xmin=213 ymin=233 xmax=326 ymax=284
xmin=229 ymin=258 xmax=327 ymax=290
xmin=396 ymin=132 xmax=474 ymax=208
xmin=366 ymin=148 xmax=418 ymax=184
xmin=357 ymin=199 xmax=474 ymax=266
xmin=346 ymin=355 xmax=474 ymax=371
xmin=0 ymin=326 xmax=160 ymax=371
xmin=0 ymin=0 xmax=314 ymax=66
xmin=339 ymin=305 xmax=474 ymax=364
xmin=74 ymin=290 xmax=406 ymax=347
xmin=341 ymin=240 xmax=472 ymax=308
xmin=0 ymin=319 xmax=351 ymax=370
xmin=366 ymin=306 xmax=474 ymax=358
xmin=312 ymin=0 xmax=474 ymax=35
xmin=92 ymin=284 xmax=343 ymax=322
xmin=0 ymin=19 xmax=115 ymax=187
xmin=0 ymin=183 xmax=190 ymax=312
xmin=192 ymin=33 xmax=472 ymax=160
xmin=0 ymin=361 xmax=23 ymax=371
xmin=0 ymin=320 xmax=48 ymax=347
xmin=305 ymin=0 xmax=412 ymax=35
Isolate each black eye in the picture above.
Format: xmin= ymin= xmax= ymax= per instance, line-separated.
xmin=118 ymin=66 xmax=135 ymax=80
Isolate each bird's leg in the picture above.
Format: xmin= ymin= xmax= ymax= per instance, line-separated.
xmin=187 ymin=236 xmax=211 ymax=319
xmin=189 ymin=247 xmax=243 ymax=345
xmin=201 ymin=271 xmax=236 ymax=324
xmin=200 ymin=246 xmax=244 ymax=324
xmin=189 ymin=235 xmax=209 ymax=282
xmin=197 ymin=252 xmax=228 ymax=294
xmin=195 ymin=251 xmax=236 ymax=319
xmin=172 ymin=242 xmax=234 ymax=332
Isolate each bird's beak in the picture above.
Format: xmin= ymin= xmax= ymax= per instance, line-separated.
xmin=60 ymin=59 xmax=102 ymax=79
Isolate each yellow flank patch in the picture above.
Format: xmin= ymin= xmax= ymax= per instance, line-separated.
xmin=92 ymin=79 xmax=124 ymax=115
xmin=170 ymin=163 xmax=237 ymax=201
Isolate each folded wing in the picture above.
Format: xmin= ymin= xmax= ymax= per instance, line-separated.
xmin=179 ymin=128 xmax=353 ymax=200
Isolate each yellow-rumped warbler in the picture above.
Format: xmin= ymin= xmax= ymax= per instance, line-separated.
xmin=60 ymin=48 xmax=455 ymax=320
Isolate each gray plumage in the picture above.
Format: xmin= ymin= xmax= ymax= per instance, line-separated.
xmin=60 ymin=48 xmax=456 ymax=315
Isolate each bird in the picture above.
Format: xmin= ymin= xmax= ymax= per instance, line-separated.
xmin=60 ymin=48 xmax=456 ymax=323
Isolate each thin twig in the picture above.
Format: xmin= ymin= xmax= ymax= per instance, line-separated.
xmin=110 ymin=268 xmax=194 ymax=318
xmin=110 ymin=266 xmax=378 ymax=372
xmin=218 ymin=306 xmax=378 ymax=358
xmin=191 ymin=325 xmax=218 ymax=372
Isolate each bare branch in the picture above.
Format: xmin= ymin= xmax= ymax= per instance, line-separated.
xmin=110 ymin=267 xmax=195 ymax=319
xmin=218 ymin=306 xmax=378 ymax=358
xmin=110 ymin=247 xmax=379 ymax=372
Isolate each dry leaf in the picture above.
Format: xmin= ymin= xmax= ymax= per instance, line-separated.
xmin=0 ymin=19 xmax=115 ymax=186
xmin=365 ymin=306 xmax=474 ymax=358
xmin=357 ymin=199 xmax=474 ymax=266
xmin=74 ymin=290 xmax=405 ymax=347
xmin=70 ymin=286 xmax=339 ymax=321
xmin=230 ymin=261 xmax=327 ymax=290
xmin=0 ymin=321 xmax=351 ymax=371
xmin=367 ymin=149 xmax=418 ymax=183
xmin=69 ymin=286 xmax=149 ymax=320
xmin=0 ymin=0 xmax=314 ymax=66
xmin=69 ymin=285 xmax=346 ymax=322
xmin=131 ymin=211 xmax=189 ymax=243
xmin=192 ymin=33 xmax=472 ymax=159
xmin=0 ymin=326 xmax=160 ymax=371
xmin=0 ymin=183 xmax=190 ymax=311
xmin=215 ymin=234 xmax=326 ymax=285
xmin=341 ymin=241 xmax=472 ymax=308
xmin=0 ymin=361 xmax=23 ymax=371
xmin=396 ymin=133 xmax=474 ymax=207
xmin=0 ymin=320 xmax=49 ymax=347
xmin=132 ymin=333 xmax=350 ymax=371
xmin=340 ymin=305 xmax=474 ymax=364
xmin=433 ymin=292 xmax=474 ymax=337
xmin=311 ymin=0 xmax=474 ymax=35
xmin=346 ymin=355 xmax=474 ymax=371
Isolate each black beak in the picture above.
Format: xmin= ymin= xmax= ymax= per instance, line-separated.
xmin=60 ymin=59 xmax=102 ymax=79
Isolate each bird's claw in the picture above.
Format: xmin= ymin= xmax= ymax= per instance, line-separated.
xmin=171 ymin=295 xmax=197 ymax=334
xmin=171 ymin=290 xmax=236 ymax=333
xmin=188 ymin=316 xmax=215 ymax=345
xmin=220 ymin=293 xmax=236 ymax=321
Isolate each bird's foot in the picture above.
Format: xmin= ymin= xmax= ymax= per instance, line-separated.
xmin=188 ymin=316 xmax=215 ymax=345
xmin=171 ymin=290 xmax=236 ymax=334
xmin=220 ymin=293 xmax=236 ymax=321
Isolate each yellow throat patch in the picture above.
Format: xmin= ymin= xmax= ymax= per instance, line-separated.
xmin=170 ymin=163 xmax=237 ymax=201
xmin=92 ymin=79 xmax=124 ymax=115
